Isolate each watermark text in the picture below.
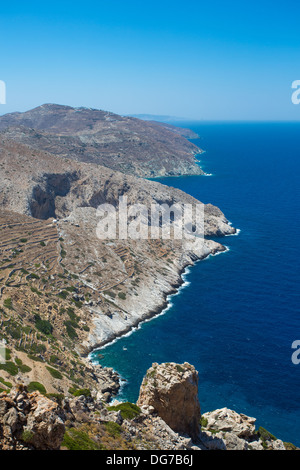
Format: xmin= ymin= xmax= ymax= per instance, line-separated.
xmin=0 ymin=80 xmax=6 ymax=104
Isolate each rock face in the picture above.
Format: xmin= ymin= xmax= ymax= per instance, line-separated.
xmin=137 ymin=362 xmax=201 ymax=441
xmin=0 ymin=386 xmax=65 ymax=450
xmin=200 ymin=408 xmax=287 ymax=450
xmin=136 ymin=363 xmax=290 ymax=450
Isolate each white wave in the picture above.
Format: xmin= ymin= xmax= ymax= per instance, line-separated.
xmin=225 ymin=228 xmax=241 ymax=237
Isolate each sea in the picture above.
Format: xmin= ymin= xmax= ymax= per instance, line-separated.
xmin=90 ymin=122 xmax=300 ymax=446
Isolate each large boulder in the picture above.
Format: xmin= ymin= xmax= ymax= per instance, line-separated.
xmin=0 ymin=386 xmax=65 ymax=450
xmin=137 ymin=362 xmax=201 ymax=441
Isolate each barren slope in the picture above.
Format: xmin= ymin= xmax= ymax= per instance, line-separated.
xmin=0 ymin=104 xmax=204 ymax=178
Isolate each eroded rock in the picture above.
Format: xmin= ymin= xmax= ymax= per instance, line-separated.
xmin=137 ymin=362 xmax=201 ymax=441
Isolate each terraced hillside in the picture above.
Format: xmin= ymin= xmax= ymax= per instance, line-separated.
xmin=0 ymin=210 xmax=119 ymax=397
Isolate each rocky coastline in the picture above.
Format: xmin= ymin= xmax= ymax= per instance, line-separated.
xmin=87 ymin=242 xmax=229 ymax=354
xmin=1 ymin=362 xmax=296 ymax=450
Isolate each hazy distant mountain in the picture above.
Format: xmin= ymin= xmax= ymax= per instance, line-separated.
xmin=126 ymin=114 xmax=188 ymax=123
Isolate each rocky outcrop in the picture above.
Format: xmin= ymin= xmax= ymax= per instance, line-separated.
xmin=0 ymin=385 xmax=65 ymax=450
xmin=137 ymin=362 xmax=201 ymax=441
xmin=136 ymin=362 xmax=291 ymax=450
xmin=200 ymin=408 xmax=287 ymax=450
xmin=0 ymin=365 xmax=295 ymax=450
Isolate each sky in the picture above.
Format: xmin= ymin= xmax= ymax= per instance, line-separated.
xmin=0 ymin=0 xmax=300 ymax=120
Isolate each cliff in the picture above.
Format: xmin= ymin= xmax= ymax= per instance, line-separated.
xmin=0 ymin=363 xmax=295 ymax=450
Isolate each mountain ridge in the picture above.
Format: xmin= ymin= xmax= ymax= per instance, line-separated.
xmin=0 ymin=104 xmax=204 ymax=178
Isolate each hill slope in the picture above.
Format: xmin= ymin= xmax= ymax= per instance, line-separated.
xmin=0 ymin=104 xmax=204 ymax=178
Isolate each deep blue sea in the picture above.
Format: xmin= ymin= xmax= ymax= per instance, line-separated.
xmin=91 ymin=122 xmax=300 ymax=446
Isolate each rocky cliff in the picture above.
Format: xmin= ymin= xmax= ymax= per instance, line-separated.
xmin=137 ymin=362 xmax=201 ymax=441
xmin=0 ymin=363 xmax=295 ymax=450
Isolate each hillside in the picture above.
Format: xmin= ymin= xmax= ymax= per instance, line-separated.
xmin=0 ymin=136 xmax=234 ymax=398
xmin=0 ymin=104 xmax=204 ymax=178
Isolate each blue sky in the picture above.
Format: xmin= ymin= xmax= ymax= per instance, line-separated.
xmin=0 ymin=0 xmax=300 ymax=120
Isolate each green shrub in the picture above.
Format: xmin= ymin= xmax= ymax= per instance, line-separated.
xmin=104 ymin=290 xmax=116 ymax=299
xmin=45 ymin=393 xmax=64 ymax=405
xmin=21 ymin=430 xmax=34 ymax=443
xmin=200 ymin=417 xmax=208 ymax=428
xmin=257 ymin=426 xmax=277 ymax=442
xmin=34 ymin=314 xmax=53 ymax=335
xmin=64 ymin=321 xmax=78 ymax=340
xmin=67 ymin=307 xmax=79 ymax=323
xmin=105 ymin=421 xmax=122 ymax=438
xmin=70 ymin=299 xmax=82 ymax=308
xmin=0 ymin=377 xmax=12 ymax=388
xmin=107 ymin=402 xmax=141 ymax=420
xmin=0 ymin=361 xmax=18 ymax=376
xmin=30 ymin=287 xmax=42 ymax=295
xmin=62 ymin=428 xmax=104 ymax=450
xmin=3 ymin=298 xmax=13 ymax=310
xmin=18 ymin=364 xmax=32 ymax=373
xmin=4 ymin=348 xmax=11 ymax=360
xmin=30 ymin=273 xmax=40 ymax=279
xmin=50 ymin=355 xmax=59 ymax=364
xmin=46 ymin=366 xmax=62 ymax=380
xmin=69 ymin=387 xmax=91 ymax=397
xmin=27 ymin=354 xmax=44 ymax=362
xmin=118 ymin=292 xmax=126 ymax=300
xmin=57 ymin=291 xmax=69 ymax=300
xmin=27 ymin=381 xmax=47 ymax=394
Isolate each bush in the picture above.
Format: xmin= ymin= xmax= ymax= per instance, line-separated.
xmin=0 ymin=377 xmax=12 ymax=388
xmin=27 ymin=381 xmax=47 ymax=394
xmin=50 ymin=355 xmax=59 ymax=364
xmin=69 ymin=387 xmax=91 ymax=397
xmin=0 ymin=361 xmax=18 ymax=376
xmin=46 ymin=393 xmax=64 ymax=405
xmin=62 ymin=428 xmax=104 ymax=450
xmin=18 ymin=363 xmax=32 ymax=373
xmin=64 ymin=321 xmax=78 ymax=340
xmin=105 ymin=421 xmax=122 ymax=438
xmin=3 ymin=298 xmax=13 ymax=310
xmin=57 ymin=291 xmax=69 ymax=300
xmin=21 ymin=430 xmax=34 ymax=443
xmin=107 ymin=402 xmax=141 ymax=420
xmin=257 ymin=426 xmax=277 ymax=442
xmin=46 ymin=366 xmax=62 ymax=380
xmin=30 ymin=273 xmax=40 ymax=279
xmin=34 ymin=314 xmax=53 ymax=335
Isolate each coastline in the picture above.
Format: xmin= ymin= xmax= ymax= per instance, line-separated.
xmin=88 ymin=234 xmax=236 ymax=369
